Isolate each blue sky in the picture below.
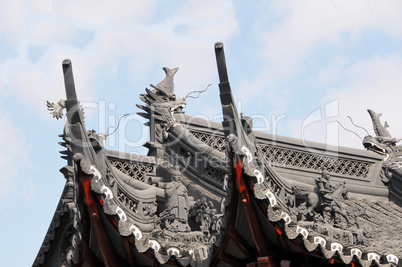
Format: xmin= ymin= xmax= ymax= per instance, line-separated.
xmin=1 ymin=1 xmax=402 ymax=266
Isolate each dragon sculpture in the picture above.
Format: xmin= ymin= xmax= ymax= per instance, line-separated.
xmin=45 ymin=61 xmax=225 ymax=266
xmin=150 ymin=67 xmax=179 ymax=99
xmin=137 ymin=67 xmax=186 ymax=156
xmin=213 ymin=42 xmax=371 ymax=250
xmin=363 ymin=109 xmax=402 ymax=182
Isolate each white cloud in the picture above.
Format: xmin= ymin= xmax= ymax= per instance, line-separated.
xmin=314 ymin=56 xmax=349 ymax=86
xmin=74 ymin=0 xmax=238 ymax=98
xmin=176 ymin=0 xmax=238 ymax=39
xmin=22 ymin=179 xmax=36 ymax=201
xmin=0 ymin=109 xmax=29 ymax=198
xmin=229 ymin=0 xmax=402 ymax=150
xmin=0 ymin=0 xmax=55 ymax=44
xmin=33 ymin=20 xmax=76 ymax=45
xmin=53 ymin=0 xmax=159 ymax=25
xmin=328 ymin=54 xmax=402 ymax=142
xmin=0 ymin=1 xmax=238 ymax=164
xmin=0 ymin=51 xmax=93 ymax=115
xmin=0 ymin=0 xmax=238 ymax=125
xmin=263 ymin=0 xmax=402 ymax=74
xmin=0 ymin=0 xmax=24 ymax=43
xmin=289 ymin=54 xmax=402 ymax=149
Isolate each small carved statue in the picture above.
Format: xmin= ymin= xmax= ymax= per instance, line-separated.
xmin=189 ymin=198 xmax=217 ymax=234
xmin=164 ymin=166 xmax=191 ymax=232
xmin=294 ymin=167 xmax=372 ymax=245
xmin=315 ymin=167 xmax=334 ymax=204
xmin=313 ymin=167 xmax=349 ymax=225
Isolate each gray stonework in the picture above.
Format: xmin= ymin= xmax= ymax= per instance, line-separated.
xmin=35 ymin=44 xmax=402 ymax=267
xmin=363 ymin=109 xmax=402 ymax=206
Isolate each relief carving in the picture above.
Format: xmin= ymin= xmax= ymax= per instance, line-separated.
xmin=159 ymin=166 xmax=191 ymax=232
xmin=149 ymin=166 xmax=224 ymax=255
xmin=363 ymin=109 xmax=402 ymax=182
xmin=293 ymin=167 xmax=371 ymax=246
xmin=137 ymin=67 xmax=186 ymax=147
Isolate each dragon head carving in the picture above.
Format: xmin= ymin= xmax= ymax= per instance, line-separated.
xmin=363 ymin=109 xmax=401 ymax=155
xmin=363 ymin=135 xmax=389 ymax=155
xmin=363 ymin=109 xmax=402 ymax=182
xmin=137 ymin=67 xmax=186 ymax=144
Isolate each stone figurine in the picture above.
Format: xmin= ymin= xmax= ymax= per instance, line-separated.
xmin=163 ymin=166 xmax=191 ymax=232
xmin=312 ymin=167 xmax=349 ymax=225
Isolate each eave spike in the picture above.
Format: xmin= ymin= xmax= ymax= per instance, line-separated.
xmin=62 ymin=59 xmax=77 ymax=103
xmin=137 ymin=112 xmax=150 ymax=119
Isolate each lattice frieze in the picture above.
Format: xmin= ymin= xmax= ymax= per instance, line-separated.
xmin=110 ymin=160 xmax=153 ymax=182
xmin=117 ymin=187 xmax=157 ymax=217
xmin=190 ymin=131 xmax=227 ymax=152
xmin=205 ymin=165 xmax=226 ymax=183
xmin=117 ymin=187 xmax=139 ymax=213
xmin=260 ymin=145 xmax=372 ymax=178
xmin=189 ymin=131 xmax=372 ymax=178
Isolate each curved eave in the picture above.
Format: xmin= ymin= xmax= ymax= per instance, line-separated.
xmin=33 ymin=187 xmax=67 ymax=266
xmin=177 ymin=112 xmax=384 ymax=161
xmin=215 ymin=157 xmax=401 ymax=266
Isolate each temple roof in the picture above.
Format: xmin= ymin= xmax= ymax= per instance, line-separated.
xmin=34 ymin=44 xmax=402 ymax=267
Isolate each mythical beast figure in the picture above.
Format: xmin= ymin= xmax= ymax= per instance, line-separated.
xmin=293 ymin=168 xmax=371 ymax=246
xmin=137 ymin=67 xmax=186 ymax=156
xmin=363 ymin=109 xmax=402 ymax=182
xmin=363 ymin=109 xmax=400 ymax=154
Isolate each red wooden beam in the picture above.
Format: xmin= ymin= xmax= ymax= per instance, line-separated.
xmin=228 ymin=224 xmax=252 ymax=258
xmin=82 ymin=175 xmax=119 ymax=267
xmin=235 ymin=157 xmax=270 ymax=257
xmin=211 ymin=158 xmax=241 ymax=267
xmin=76 ymin=241 xmax=105 ymax=267
xmin=257 ymin=256 xmax=276 ymax=267
xmin=76 ymin=184 xmax=105 ymax=267
xmin=121 ymin=236 xmax=136 ymax=267
xmin=274 ymin=224 xmax=288 ymax=254
xmin=216 ymin=250 xmax=243 ymax=266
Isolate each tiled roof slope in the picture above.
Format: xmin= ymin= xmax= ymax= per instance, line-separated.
xmin=343 ymin=199 xmax=402 ymax=256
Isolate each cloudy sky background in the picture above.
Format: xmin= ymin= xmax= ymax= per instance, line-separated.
xmin=1 ymin=0 xmax=402 ymax=265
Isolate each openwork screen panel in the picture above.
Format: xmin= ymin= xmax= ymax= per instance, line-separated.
xmin=190 ymin=130 xmax=373 ymax=178
xmin=117 ymin=187 xmax=138 ymax=212
xmin=190 ymin=131 xmax=227 ymax=152
xmin=260 ymin=145 xmax=372 ymax=178
xmin=205 ymin=165 xmax=226 ymax=183
xmin=110 ymin=160 xmax=154 ymax=182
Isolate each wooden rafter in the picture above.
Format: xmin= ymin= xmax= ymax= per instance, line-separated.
xmin=234 ymin=157 xmax=270 ymax=257
xmin=81 ymin=174 xmax=119 ymax=267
